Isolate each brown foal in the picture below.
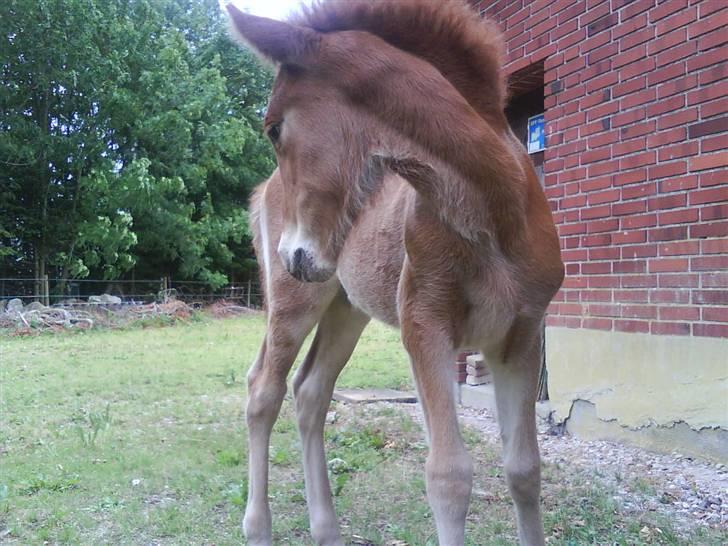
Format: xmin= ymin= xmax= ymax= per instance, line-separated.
xmin=226 ymin=1 xmax=564 ymax=545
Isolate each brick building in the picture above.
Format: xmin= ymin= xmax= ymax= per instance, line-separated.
xmin=467 ymin=0 xmax=727 ymax=459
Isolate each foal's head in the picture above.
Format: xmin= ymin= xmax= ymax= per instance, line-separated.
xmin=228 ymin=5 xmax=386 ymax=282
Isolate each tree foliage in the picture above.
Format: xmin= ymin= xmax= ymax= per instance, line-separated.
xmin=0 ymin=0 xmax=274 ymax=290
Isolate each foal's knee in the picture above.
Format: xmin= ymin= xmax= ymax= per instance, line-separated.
xmin=505 ymin=458 xmax=541 ymax=506
xmin=425 ymin=450 xmax=474 ymax=501
xmin=246 ymin=371 xmax=287 ymax=425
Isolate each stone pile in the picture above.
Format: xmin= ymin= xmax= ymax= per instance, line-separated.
xmin=0 ymin=298 xmax=94 ymax=330
xmin=0 ymin=294 xmax=127 ymax=331
xmin=454 ymin=352 xmax=471 ymax=383
xmin=465 ymin=353 xmax=491 ymax=386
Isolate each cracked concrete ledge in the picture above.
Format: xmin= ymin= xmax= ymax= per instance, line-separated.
xmin=563 ymin=399 xmax=728 ymax=463
xmin=458 ymin=384 xmax=727 ymax=463
xmin=546 ymin=328 xmax=727 ymax=430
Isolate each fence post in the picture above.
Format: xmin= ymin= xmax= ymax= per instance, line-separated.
xmin=247 ymin=279 xmax=252 ymax=308
xmin=42 ymin=274 xmax=50 ymax=306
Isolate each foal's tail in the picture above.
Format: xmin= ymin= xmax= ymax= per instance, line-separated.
xmin=248 ymin=179 xmax=269 ymax=311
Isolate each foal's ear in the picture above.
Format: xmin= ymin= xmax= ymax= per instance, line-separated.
xmin=226 ymin=3 xmax=319 ymax=65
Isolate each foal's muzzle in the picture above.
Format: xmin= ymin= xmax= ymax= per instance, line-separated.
xmin=283 ymin=247 xmax=334 ymax=283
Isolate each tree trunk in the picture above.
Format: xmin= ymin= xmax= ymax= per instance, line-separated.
xmin=57 ymin=164 xmax=84 ymax=296
xmin=34 ymin=248 xmax=40 ymax=301
xmin=38 ymin=86 xmax=51 ymax=302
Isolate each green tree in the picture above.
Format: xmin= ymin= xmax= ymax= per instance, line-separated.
xmin=0 ymin=0 xmax=273 ymax=294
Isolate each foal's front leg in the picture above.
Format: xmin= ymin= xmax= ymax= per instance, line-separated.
xmin=401 ymin=322 xmax=473 ymax=546
xmin=243 ymin=328 xmax=307 ymax=545
xmin=292 ymin=295 xmax=369 ymax=546
xmin=243 ymin=288 xmax=334 ymax=545
xmin=486 ymin=318 xmax=546 ymax=546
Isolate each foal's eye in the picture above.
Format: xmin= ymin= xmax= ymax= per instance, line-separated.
xmin=267 ymin=123 xmax=281 ymax=145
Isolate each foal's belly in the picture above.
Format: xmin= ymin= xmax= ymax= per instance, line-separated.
xmin=337 ymin=176 xmax=410 ymax=327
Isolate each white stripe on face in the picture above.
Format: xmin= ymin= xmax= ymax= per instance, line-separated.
xmin=277 ymin=224 xmax=335 ymax=282
xmin=278 ymin=224 xmax=314 ymax=269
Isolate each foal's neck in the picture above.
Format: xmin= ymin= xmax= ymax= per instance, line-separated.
xmin=352 ymin=45 xmax=526 ymax=250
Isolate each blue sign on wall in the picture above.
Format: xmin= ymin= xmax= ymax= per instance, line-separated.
xmin=527 ymin=113 xmax=545 ymax=154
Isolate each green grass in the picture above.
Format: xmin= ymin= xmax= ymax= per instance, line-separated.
xmin=1 ymin=316 xmax=725 ymax=545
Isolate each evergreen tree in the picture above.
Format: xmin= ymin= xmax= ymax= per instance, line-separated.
xmin=0 ymin=0 xmax=274 ymax=293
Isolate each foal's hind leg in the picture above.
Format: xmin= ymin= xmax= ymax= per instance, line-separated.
xmin=486 ymin=318 xmax=546 ymax=546
xmin=292 ymin=293 xmax=370 ymax=546
xmin=243 ymin=282 xmax=337 ymax=546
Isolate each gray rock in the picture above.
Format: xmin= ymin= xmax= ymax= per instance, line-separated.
xmin=101 ymin=294 xmax=122 ymax=304
xmin=88 ymin=294 xmax=122 ymax=304
xmin=6 ymin=298 xmax=23 ymax=313
xmin=0 ymin=299 xmax=6 ymax=312
xmin=57 ymin=298 xmax=82 ymax=306
xmin=24 ymin=301 xmax=47 ymax=312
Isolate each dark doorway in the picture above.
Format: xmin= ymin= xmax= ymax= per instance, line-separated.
xmin=506 ymin=86 xmax=545 ymax=184
xmin=506 ymin=61 xmax=546 ymax=186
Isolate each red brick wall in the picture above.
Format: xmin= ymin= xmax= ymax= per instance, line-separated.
xmin=473 ymin=0 xmax=728 ymax=338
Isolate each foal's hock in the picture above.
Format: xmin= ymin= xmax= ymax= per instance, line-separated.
xmin=226 ymin=1 xmax=564 ymax=545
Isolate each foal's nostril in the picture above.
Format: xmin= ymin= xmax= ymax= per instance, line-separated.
xmin=292 ymin=248 xmax=304 ymax=272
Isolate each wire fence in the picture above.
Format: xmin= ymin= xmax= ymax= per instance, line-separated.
xmin=0 ymin=276 xmax=263 ymax=309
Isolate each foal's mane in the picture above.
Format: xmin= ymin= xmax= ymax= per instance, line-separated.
xmin=292 ymin=0 xmax=507 ymax=118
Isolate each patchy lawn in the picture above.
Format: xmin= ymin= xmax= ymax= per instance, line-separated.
xmin=0 ymin=316 xmax=724 ymax=544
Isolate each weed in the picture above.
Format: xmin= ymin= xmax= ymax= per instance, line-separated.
xmin=374 ymin=405 xmax=397 ymax=417
xmin=74 ymin=404 xmax=112 ymax=447
xmin=631 ymin=476 xmax=657 ymax=496
xmin=224 ymin=481 xmax=247 ymax=507
xmin=93 ymin=496 xmax=126 ymax=512
xmin=273 ymin=418 xmax=295 ymax=433
xmin=216 ymin=449 xmax=242 ymax=467
xmin=332 ymin=473 xmax=349 ymax=497
xmin=461 ymin=427 xmax=481 ymax=447
xmin=486 ymin=467 xmax=502 ymax=478
xmin=156 ymin=505 xmax=191 ymax=536
xmin=270 ymin=446 xmax=295 ymax=466
xmin=326 ymin=425 xmax=387 ymax=475
xmin=136 ymin=315 xmax=176 ymax=329
xmin=19 ymin=473 xmax=80 ymax=496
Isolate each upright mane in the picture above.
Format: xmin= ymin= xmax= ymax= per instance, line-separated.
xmin=292 ymin=0 xmax=507 ymax=118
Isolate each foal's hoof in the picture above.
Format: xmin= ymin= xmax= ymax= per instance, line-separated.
xmin=311 ymin=530 xmax=344 ymax=546
xmin=315 ymin=538 xmax=344 ymax=546
xmin=243 ymin=513 xmax=272 ymax=546
xmin=243 ymin=531 xmax=272 ymax=546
